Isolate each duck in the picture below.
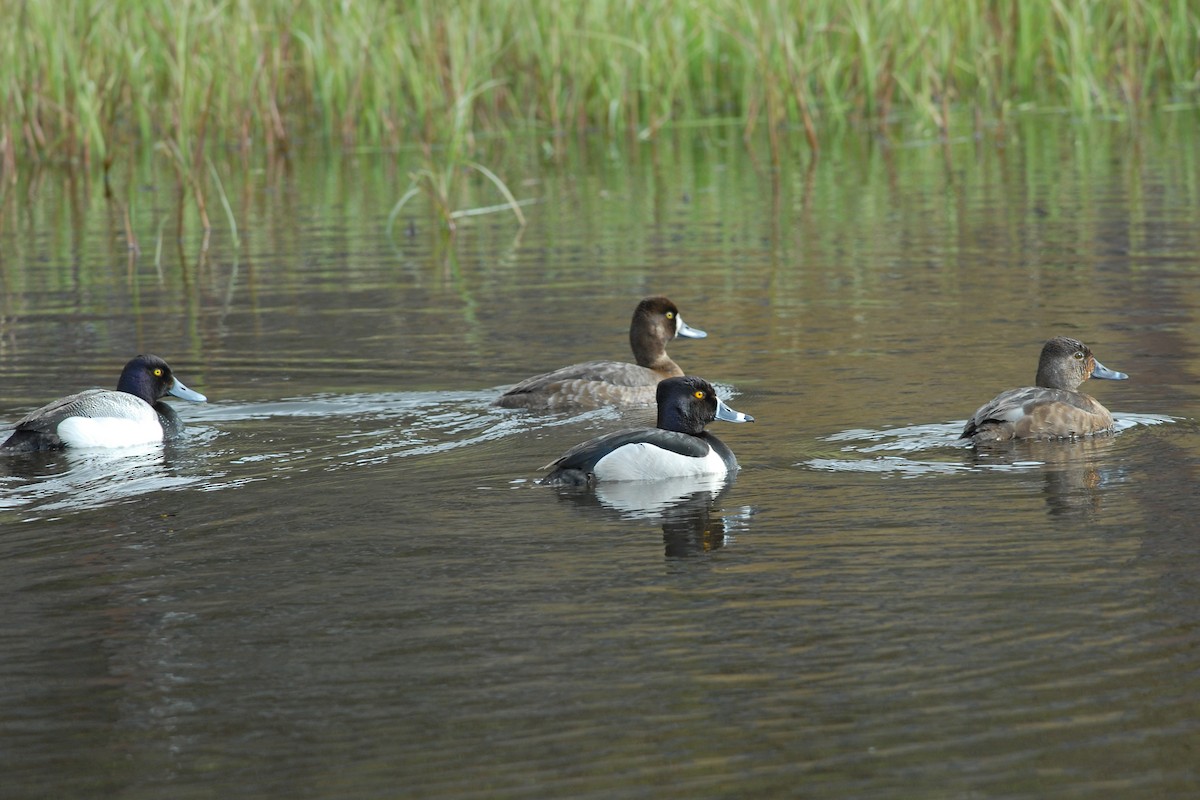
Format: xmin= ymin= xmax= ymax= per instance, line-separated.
xmin=541 ymin=375 xmax=754 ymax=486
xmin=1 ymin=354 xmax=207 ymax=451
xmin=961 ymin=336 xmax=1128 ymax=442
xmin=496 ymin=295 xmax=708 ymax=410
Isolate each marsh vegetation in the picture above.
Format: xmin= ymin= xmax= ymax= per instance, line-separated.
xmin=2 ymin=0 xmax=1197 ymax=226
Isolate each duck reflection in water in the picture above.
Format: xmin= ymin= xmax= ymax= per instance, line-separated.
xmin=968 ymin=435 xmax=1125 ymax=520
xmin=551 ymin=472 xmax=742 ymax=557
xmin=0 ymin=443 xmax=185 ymax=511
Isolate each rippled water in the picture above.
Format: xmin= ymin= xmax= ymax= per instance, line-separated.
xmin=3 ymin=116 xmax=1200 ymax=798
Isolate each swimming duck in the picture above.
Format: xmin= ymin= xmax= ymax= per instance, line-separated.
xmin=1 ymin=354 xmax=207 ymax=451
xmin=496 ymin=295 xmax=707 ymax=410
xmin=541 ymin=375 xmax=754 ymax=486
xmin=961 ymin=336 xmax=1128 ymax=442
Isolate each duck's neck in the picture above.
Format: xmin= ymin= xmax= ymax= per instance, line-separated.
xmin=1035 ymin=364 xmax=1081 ymax=392
xmin=631 ymin=323 xmax=678 ymax=375
xmin=656 ymin=410 xmax=707 ymax=435
xmin=644 ymin=354 xmax=683 ymax=378
xmin=117 ymin=375 xmax=158 ymax=404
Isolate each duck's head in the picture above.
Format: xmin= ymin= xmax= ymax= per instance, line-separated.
xmin=1035 ymin=336 xmax=1128 ymax=391
xmin=632 ymin=295 xmax=707 ymax=352
xmin=656 ymin=375 xmax=753 ymax=435
xmin=117 ymin=354 xmax=207 ymax=405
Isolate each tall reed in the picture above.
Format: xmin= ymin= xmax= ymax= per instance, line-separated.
xmin=2 ymin=0 xmax=1196 ymax=221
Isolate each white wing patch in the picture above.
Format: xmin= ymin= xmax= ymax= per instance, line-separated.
xmin=57 ymin=415 xmax=164 ymax=448
xmin=593 ymin=442 xmax=727 ymax=481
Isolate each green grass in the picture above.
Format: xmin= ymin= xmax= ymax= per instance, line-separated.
xmin=2 ymin=0 xmax=1197 ymax=225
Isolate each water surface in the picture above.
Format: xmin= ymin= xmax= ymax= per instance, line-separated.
xmin=2 ymin=116 xmax=1200 ymax=798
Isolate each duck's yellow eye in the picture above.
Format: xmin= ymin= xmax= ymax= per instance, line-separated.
xmin=1073 ymin=352 xmax=1084 ymax=360
xmin=153 ymin=368 xmax=164 ymax=376
xmin=693 ymin=390 xmax=705 ymax=399
xmin=665 ymin=311 xmax=675 ymax=320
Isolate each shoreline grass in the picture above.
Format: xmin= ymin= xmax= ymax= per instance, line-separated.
xmin=2 ymin=0 xmax=1197 ymax=226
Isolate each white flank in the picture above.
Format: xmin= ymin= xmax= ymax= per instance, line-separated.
xmin=593 ymin=442 xmax=727 ymax=481
xmin=57 ymin=415 xmax=164 ymax=449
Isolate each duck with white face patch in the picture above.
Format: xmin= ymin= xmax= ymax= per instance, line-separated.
xmin=496 ymin=295 xmax=709 ymax=410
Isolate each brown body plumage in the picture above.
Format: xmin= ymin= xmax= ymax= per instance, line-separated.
xmin=496 ymin=296 xmax=708 ymax=410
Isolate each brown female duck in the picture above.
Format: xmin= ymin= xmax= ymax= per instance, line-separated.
xmin=496 ymin=295 xmax=708 ymax=410
xmin=962 ymin=336 xmax=1128 ymax=442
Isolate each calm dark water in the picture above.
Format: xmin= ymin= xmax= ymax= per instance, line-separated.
xmin=2 ymin=116 xmax=1199 ymax=798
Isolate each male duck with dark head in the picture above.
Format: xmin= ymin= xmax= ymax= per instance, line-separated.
xmin=496 ymin=295 xmax=708 ymax=410
xmin=961 ymin=336 xmax=1128 ymax=443
xmin=541 ymin=375 xmax=754 ymax=486
xmin=2 ymin=354 xmax=207 ymax=451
